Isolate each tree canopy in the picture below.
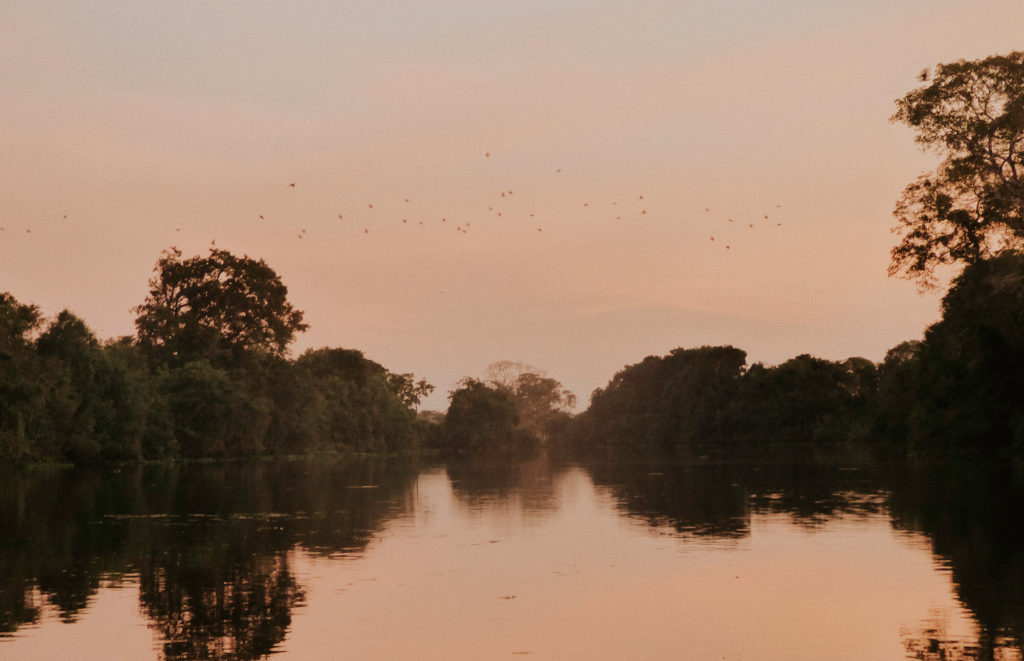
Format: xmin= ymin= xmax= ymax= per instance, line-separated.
xmin=134 ymin=248 xmax=308 ymax=363
xmin=890 ymin=51 xmax=1024 ymax=288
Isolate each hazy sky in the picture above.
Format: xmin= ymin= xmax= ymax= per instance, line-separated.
xmin=2 ymin=1 xmax=1022 ymax=410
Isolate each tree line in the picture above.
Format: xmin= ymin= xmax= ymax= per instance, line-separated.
xmin=566 ymin=51 xmax=1024 ymax=458
xmin=0 ymin=248 xmax=434 ymax=463
xmin=3 ymin=50 xmax=1022 ymax=463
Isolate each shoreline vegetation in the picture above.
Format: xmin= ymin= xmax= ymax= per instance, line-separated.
xmin=5 ymin=243 xmax=1024 ymax=466
xmin=4 ymin=50 xmax=1024 ymax=466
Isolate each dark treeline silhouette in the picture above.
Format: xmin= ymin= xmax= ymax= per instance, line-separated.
xmin=564 ymin=250 xmax=1024 ymax=458
xmin=0 ymin=457 xmax=417 ymax=658
xmin=426 ymin=360 xmax=576 ymax=458
xmin=0 ymin=247 xmax=433 ymax=464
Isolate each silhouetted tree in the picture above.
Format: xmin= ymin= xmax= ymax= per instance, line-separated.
xmin=890 ymin=51 xmax=1024 ymax=288
xmin=135 ymin=248 xmax=308 ymax=365
xmin=441 ymin=379 xmax=535 ymax=456
xmin=0 ymin=293 xmax=43 ymax=461
xmin=900 ymin=251 xmax=1024 ymax=451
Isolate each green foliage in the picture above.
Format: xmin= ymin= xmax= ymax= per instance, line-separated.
xmin=581 ymin=346 xmax=747 ymax=453
xmin=134 ymin=247 xmax=308 ymax=365
xmin=0 ymin=248 xmax=430 ymax=464
xmin=890 ymin=51 xmax=1024 ymax=288
xmin=897 ymin=251 xmax=1024 ymax=451
xmin=296 ymin=348 xmax=419 ymax=454
xmin=441 ymin=379 xmax=536 ymax=456
xmin=0 ymin=293 xmax=43 ymax=462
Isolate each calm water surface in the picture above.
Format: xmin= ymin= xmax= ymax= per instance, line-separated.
xmin=2 ymin=456 xmax=1022 ymax=660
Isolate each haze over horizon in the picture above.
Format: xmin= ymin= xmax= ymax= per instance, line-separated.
xmin=3 ymin=1 xmax=1023 ymax=410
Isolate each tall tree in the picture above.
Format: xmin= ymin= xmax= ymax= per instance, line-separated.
xmin=890 ymin=51 xmax=1024 ymax=288
xmin=135 ymin=248 xmax=307 ymax=364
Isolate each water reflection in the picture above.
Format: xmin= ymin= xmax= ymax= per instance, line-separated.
xmin=1 ymin=455 xmax=1024 ymax=659
xmin=0 ymin=458 xmax=417 ymax=659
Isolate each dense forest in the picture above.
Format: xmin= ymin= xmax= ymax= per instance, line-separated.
xmin=3 ymin=51 xmax=1023 ymax=464
xmin=0 ymin=248 xmax=434 ymax=464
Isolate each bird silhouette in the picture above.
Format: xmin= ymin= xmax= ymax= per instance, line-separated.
xmin=368 ymin=203 xmax=374 ymax=209
xmin=641 ymin=209 xmax=646 ymax=215
xmin=364 ymin=228 xmax=369 ymax=233
xmin=175 ymin=228 xmax=181 ymax=232
xmin=289 ymin=183 xmax=295 ymax=188
xmin=728 ymin=218 xmax=734 ymax=222
xmin=639 ymin=194 xmax=643 ymax=200
xmin=705 ymin=208 xmax=710 ymax=212
xmin=919 ymin=68 xmax=930 ymax=82
xmin=404 ymin=198 xmax=409 ymax=203
xmin=749 ymin=223 xmax=754 ymax=228
xmin=485 ymin=152 xmax=491 ymax=158
xmin=710 ymin=236 xmax=714 ymax=241
xmin=556 ymin=169 xmax=561 ymax=173
xmin=402 ymin=219 xmax=407 ymax=223
xmin=259 ymin=215 xmax=265 ymax=220
xmin=338 ymin=214 xmax=343 ymax=219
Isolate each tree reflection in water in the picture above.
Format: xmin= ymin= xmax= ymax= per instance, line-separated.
xmin=0 ymin=458 xmax=417 ymax=659
xmin=3 ymin=453 xmax=1024 ymax=659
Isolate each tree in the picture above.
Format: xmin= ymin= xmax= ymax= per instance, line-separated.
xmin=134 ymin=248 xmax=308 ymax=364
xmin=481 ymin=361 xmax=576 ymax=438
xmin=0 ymin=293 xmax=43 ymax=460
xmin=441 ymin=379 xmax=535 ymax=456
xmin=890 ymin=51 xmax=1024 ymax=288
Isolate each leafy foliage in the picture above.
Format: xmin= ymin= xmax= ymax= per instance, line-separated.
xmin=135 ymin=248 xmax=308 ymax=364
xmin=890 ymin=51 xmax=1024 ymax=288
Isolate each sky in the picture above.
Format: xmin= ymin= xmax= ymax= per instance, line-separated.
xmin=2 ymin=1 xmax=1023 ymax=411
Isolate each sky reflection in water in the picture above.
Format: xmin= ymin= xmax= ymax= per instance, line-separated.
xmin=0 ymin=458 xmax=1014 ymax=660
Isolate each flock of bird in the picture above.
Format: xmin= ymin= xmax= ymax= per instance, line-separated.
xmin=248 ymin=152 xmax=786 ymax=250
xmin=3 ymin=152 xmax=785 ymax=250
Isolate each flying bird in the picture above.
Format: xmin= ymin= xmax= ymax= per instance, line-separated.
xmin=259 ymin=215 xmax=264 ymax=220
xmin=289 ymin=183 xmax=295 ymax=188
xmin=555 ymin=169 xmax=561 ymax=173
xmin=368 ymin=203 xmax=374 ymax=209
xmin=728 ymin=218 xmax=734 ymax=222
xmin=918 ymin=68 xmax=930 ymax=82
xmin=705 ymin=208 xmax=710 ymax=212
xmin=485 ymin=152 xmax=491 ymax=158
xmin=338 ymin=214 xmax=343 ymax=219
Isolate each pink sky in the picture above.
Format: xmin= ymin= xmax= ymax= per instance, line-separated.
xmin=2 ymin=1 xmax=1022 ymax=409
